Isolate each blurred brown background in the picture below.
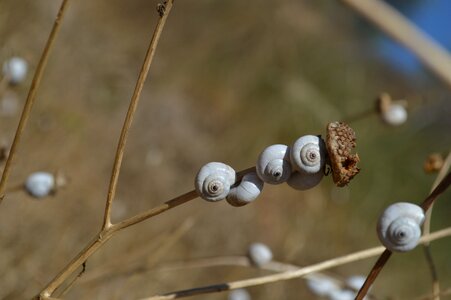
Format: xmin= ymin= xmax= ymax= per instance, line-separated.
xmin=0 ymin=0 xmax=450 ymax=299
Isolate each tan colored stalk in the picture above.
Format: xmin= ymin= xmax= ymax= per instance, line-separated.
xmin=0 ymin=0 xmax=71 ymax=204
xmin=340 ymin=0 xmax=451 ymax=90
xmin=141 ymin=226 xmax=451 ymax=300
xmin=36 ymin=166 xmax=254 ymax=298
xmin=355 ymin=172 xmax=451 ymax=300
xmin=102 ymin=0 xmax=174 ymax=230
xmin=422 ymin=151 xmax=451 ymax=300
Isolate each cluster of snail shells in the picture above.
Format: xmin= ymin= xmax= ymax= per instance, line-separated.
xmin=257 ymin=135 xmax=326 ymax=190
xmin=377 ymin=202 xmax=425 ymax=252
xmin=194 ymin=135 xmax=326 ymax=205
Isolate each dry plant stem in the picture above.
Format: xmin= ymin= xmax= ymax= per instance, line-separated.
xmin=355 ymin=172 xmax=451 ymax=300
xmin=102 ymin=0 xmax=174 ymax=230
xmin=339 ymin=0 xmax=451 ymax=90
xmin=37 ymin=167 xmax=254 ymax=298
xmin=0 ymin=0 xmax=70 ymax=204
xmin=141 ymin=227 xmax=451 ymax=300
xmin=422 ymin=151 xmax=451 ymax=300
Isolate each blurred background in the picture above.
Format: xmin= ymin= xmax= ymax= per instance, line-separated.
xmin=0 ymin=0 xmax=450 ymax=299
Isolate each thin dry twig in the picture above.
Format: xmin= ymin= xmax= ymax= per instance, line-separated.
xmin=0 ymin=0 xmax=71 ymax=205
xmin=36 ymin=164 xmax=255 ymax=299
xmin=355 ymin=172 xmax=451 ymax=300
xmin=102 ymin=0 xmax=174 ymax=229
xmin=422 ymin=151 xmax=451 ymax=300
xmin=140 ymin=226 xmax=451 ymax=300
xmin=339 ymin=0 xmax=451 ymax=90
xmin=35 ymin=2 xmax=177 ymax=298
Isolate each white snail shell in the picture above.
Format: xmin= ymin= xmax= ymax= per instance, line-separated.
xmin=226 ymin=172 xmax=264 ymax=207
xmin=286 ymin=170 xmax=323 ymax=190
xmin=306 ymin=274 xmax=340 ymax=297
xmin=256 ymin=144 xmax=291 ymax=184
xmin=290 ymin=135 xmax=326 ymax=174
xmin=247 ymin=243 xmax=273 ymax=266
xmin=377 ymin=202 xmax=425 ymax=252
xmin=228 ymin=289 xmax=251 ymax=300
xmin=25 ymin=172 xmax=55 ymax=198
xmin=346 ymin=275 xmax=366 ymax=291
xmin=382 ymin=104 xmax=407 ymax=126
xmin=328 ymin=289 xmax=356 ymax=300
xmin=2 ymin=57 xmax=28 ymax=84
xmin=195 ymin=162 xmax=236 ymax=202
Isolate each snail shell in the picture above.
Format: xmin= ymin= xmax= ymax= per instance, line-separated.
xmin=247 ymin=243 xmax=273 ymax=266
xmin=256 ymin=144 xmax=291 ymax=184
xmin=290 ymin=135 xmax=326 ymax=174
xmin=195 ymin=162 xmax=236 ymax=202
xmin=25 ymin=172 xmax=55 ymax=198
xmin=226 ymin=172 xmax=264 ymax=207
xmin=382 ymin=104 xmax=407 ymax=126
xmin=2 ymin=57 xmax=28 ymax=84
xmin=377 ymin=202 xmax=425 ymax=252
xmin=286 ymin=170 xmax=323 ymax=190
xmin=228 ymin=289 xmax=251 ymax=300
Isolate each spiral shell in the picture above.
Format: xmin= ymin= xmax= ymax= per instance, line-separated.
xmin=256 ymin=144 xmax=291 ymax=184
xmin=286 ymin=171 xmax=323 ymax=190
xmin=195 ymin=162 xmax=236 ymax=202
xmin=226 ymin=172 xmax=264 ymax=207
xmin=290 ymin=135 xmax=326 ymax=174
xmin=377 ymin=202 xmax=425 ymax=252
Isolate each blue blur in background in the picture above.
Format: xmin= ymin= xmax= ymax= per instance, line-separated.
xmin=378 ymin=0 xmax=451 ymax=75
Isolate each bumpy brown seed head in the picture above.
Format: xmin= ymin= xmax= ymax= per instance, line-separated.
xmin=325 ymin=122 xmax=360 ymax=187
xmin=423 ymin=153 xmax=444 ymax=173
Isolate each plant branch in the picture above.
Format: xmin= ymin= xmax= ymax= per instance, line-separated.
xmin=36 ymin=166 xmax=254 ymax=298
xmin=355 ymin=172 xmax=451 ymax=300
xmin=102 ymin=0 xmax=174 ymax=230
xmin=422 ymin=151 xmax=451 ymax=300
xmin=140 ymin=226 xmax=451 ymax=300
xmin=0 ymin=0 xmax=70 ymax=205
xmin=339 ymin=0 xmax=451 ymax=90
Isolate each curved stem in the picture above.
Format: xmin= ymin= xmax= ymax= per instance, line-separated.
xmin=0 ymin=0 xmax=70 ymax=205
xmin=140 ymin=227 xmax=451 ymax=300
xmin=355 ymin=172 xmax=451 ymax=300
xmin=102 ymin=0 xmax=175 ymax=230
xmin=36 ymin=167 xmax=254 ymax=298
xmin=422 ymin=151 xmax=451 ymax=300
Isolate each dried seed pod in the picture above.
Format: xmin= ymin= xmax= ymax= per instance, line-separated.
xmin=195 ymin=162 xmax=236 ymax=202
xmin=226 ymin=172 xmax=264 ymax=207
xmin=377 ymin=202 xmax=425 ymax=252
xmin=423 ymin=153 xmax=444 ymax=173
xmin=325 ymin=122 xmax=360 ymax=187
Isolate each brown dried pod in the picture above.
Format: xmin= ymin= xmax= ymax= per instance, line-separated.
xmin=325 ymin=121 xmax=360 ymax=187
xmin=423 ymin=153 xmax=444 ymax=173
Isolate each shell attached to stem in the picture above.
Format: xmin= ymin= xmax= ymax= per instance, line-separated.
xmin=377 ymin=202 xmax=425 ymax=252
xmin=256 ymin=144 xmax=291 ymax=184
xmin=195 ymin=162 xmax=236 ymax=202
xmin=290 ymin=135 xmax=326 ymax=174
xmin=227 ymin=172 xmax=264 ymax=207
